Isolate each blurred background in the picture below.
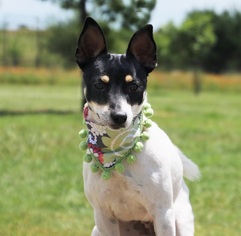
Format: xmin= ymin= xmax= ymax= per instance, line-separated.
xmin=0 ymin=1 xmax=240 ymax=236
xmin=1 ymin=0 xmax=241 ymax=93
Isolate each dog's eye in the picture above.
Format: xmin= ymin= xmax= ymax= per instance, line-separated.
xmin=94 ymin=82 xmax=104 ymax=90
xmin=129 ymin=83 xmax=139 ymax=92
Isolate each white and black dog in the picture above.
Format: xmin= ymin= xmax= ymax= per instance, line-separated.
xmin=76 ymin=17 xmax=200 ymax=236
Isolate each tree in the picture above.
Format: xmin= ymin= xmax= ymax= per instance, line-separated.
xmin=203 ymin=10 xmax=241 ymax=73
xmin=92 ymin=0 xmax=156 ymax=31
xmin=41 ymin=0 xmax=156 ymax=31
xmin=155 ymin=9 xmax=241 ymax=74
xmin=175 ymin=11 xmax=216 ymax=93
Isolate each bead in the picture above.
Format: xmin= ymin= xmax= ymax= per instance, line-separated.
xmin=134 ymin=141 xmax=143 ymax=152
xmin=115 ymin=163 xmax=125 ymax=173
xmin=84 ymin=154 xmax=92 ymax=163
xmin=144 ymin=103 xmax=151 ymax=110
xmin=102 ymin=171 xmax=111 ymax=180
xmin=79 ymin=129 xmax=88 ymax=138
xmin=90 ymin=163 xmax=99 ymax=173
xmin=79 ymin=141 xmax=88 ymax=150
xmin=140 ymin=131 xmax=150 ymax=141
xmin=143 ymin=119 xmax=152 ymax=128
xmin=127 ymin=155 xmax=137 ymax=164
xmin=144 ymin=108 xmax=154 ymax=118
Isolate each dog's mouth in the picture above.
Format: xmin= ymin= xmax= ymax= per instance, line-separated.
xmin=109 ymin=124 xmax=126 ymax=130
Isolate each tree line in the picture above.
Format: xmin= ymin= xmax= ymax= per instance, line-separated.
xmin=156 ymin=10 xmax=241 ymax=73
xmin=45 ymin=8 xmax=241 ymax=73
xmin=1 ymin=0 xmax=241 ymax=73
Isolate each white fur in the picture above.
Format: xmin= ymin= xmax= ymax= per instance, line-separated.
xmin=83 ymin=116 xmax=200 ymax=235
xmin=87 ymin=101 xmax=110 ymax=126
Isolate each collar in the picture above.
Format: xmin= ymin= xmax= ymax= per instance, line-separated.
xmin=79 ymin=103 xmax=154 ymax=180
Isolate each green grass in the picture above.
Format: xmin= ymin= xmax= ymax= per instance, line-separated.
xmin=0 ymin=84 xmax=240 ymax=236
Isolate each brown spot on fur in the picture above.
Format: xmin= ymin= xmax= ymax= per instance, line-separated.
xmin=125 ymin=75 xmax=133 ymax=83
xmin=100 ymin=75 xmax=109 ymax=83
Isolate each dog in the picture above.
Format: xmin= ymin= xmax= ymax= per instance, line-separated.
xmin=76 ymin=17 xmax=200 ymax=236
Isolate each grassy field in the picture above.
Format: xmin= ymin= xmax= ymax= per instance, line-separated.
xmin=0 ymin=83 xmax=241 ymax=236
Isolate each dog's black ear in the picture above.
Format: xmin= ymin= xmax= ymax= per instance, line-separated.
xmin=76 ymin=17 xmax=107 ymax=69
xmin=126 ymin=25 xmax=157 ymax=74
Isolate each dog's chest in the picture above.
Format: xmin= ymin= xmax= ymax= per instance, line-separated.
xmin=111 ymin=182 xmax=152 ymax=221
xmin=85 ymin=170 xmax=153 ymax=222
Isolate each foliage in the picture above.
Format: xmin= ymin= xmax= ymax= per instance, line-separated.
xmin=41 ymin=0 xmax=156 ymax=31
xmin=178 ymin=11 xmax=216 ymax=93
xmin=156 ymin=10 xmax=241 ymax=73
xmin=45 ymin=19 xmax=80 ymax=68
xmin=0 ymin=29 xmax=63 ymax=68
xmin=156 ymin=10 xmax=216 ymax=70
xmin=9 ymin=40 xmax=22 ymax=66
xmin=203 ymin=10 xmax=241 ymax=72
xmin=0 ymin=84 xmax=241 ymax=236
xmin=91 ymin=0 xmax=156 ymax=31
xmin=178 ymin=10 xmax=216 ymax=65
xmin=154 ymin=22 xmax=179 ymax=69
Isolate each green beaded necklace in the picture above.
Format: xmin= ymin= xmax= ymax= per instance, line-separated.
xmin=79 ymin=103 xmax=154 ymax=180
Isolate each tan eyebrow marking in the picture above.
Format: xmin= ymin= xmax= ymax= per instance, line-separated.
xmin=125 ymin=75 xmax=133 ymax=83
xmin=100 ymin=75 xmax=110 ymax=83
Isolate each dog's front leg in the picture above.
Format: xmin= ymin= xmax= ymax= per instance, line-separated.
xmin=147 ymin=175 xmax=176 ymax=236
xmin=153 ymin=207 xmax=175 ymax=236
xmin=92 ymin=209 xmax=120 ymax=236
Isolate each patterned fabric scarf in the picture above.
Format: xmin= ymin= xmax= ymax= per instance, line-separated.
xmin=79 ymin=104 xmax=153 ymax=180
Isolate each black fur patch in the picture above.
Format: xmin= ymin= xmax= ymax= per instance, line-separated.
xmin=83 ymin=53 xmax=147 ymax=107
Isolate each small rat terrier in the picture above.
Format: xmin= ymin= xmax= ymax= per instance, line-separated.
xmin=76 ymin=17 xmax=200 ymax=236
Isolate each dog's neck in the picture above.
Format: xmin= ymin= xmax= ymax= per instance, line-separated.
xmin=80 ymin=103 xmax=153 ymax=180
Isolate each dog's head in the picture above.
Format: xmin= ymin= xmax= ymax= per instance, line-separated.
xmin=76 ymin=17 xmax=157 ymax=129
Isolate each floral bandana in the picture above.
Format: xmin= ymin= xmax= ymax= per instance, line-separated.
xmin=79 ymin=103 xmax=154 ymax=180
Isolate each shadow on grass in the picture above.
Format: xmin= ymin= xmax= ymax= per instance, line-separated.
xmin=0 ymin=109 xmax=79 ymax=116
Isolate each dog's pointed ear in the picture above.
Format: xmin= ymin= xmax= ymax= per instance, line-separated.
xmin=76 ymin=17 xmax=107 ymax=68
xmin=126 ymin=25 xmax=157 ymax=74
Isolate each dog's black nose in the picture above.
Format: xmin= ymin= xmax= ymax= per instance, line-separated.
xmin=111 ymin=112 xmax=127 ymax=125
